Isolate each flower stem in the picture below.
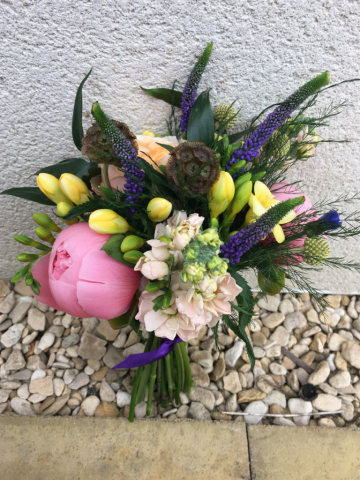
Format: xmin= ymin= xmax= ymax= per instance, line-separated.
xmin=128 ymin=332 xmax=154 ymax=422
xmin=136 ymin=335 xmax=158 ymax=403
xmin=170 ymin=350 xmax=176 ymax=383
xmin=179 ymin=342 xmax=193 ymax=394
xmin=160 ymin=358 xmax=169 ymax=407
xmin=173 ymin=344 xmax=183 ymax=405
xmin=102 ymin=163 xmax=112 ymax=190
xmin=165 ymin=353 xmax=173 ymax=402
xmin=157 ymin=356 xmax=162 ymax=401
xmin=146 ymin=339 xmax=159 ymax=416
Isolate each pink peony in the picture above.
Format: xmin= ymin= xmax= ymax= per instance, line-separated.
xmin=32 ymin=223 xmax=141 ymax=319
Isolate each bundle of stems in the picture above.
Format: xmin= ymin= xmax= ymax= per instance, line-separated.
xmin=128 ymin=333 xmax=193 ymax=422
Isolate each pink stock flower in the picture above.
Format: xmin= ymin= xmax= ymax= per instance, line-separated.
xmin=32 ymin=223 xmax=141 ymax=319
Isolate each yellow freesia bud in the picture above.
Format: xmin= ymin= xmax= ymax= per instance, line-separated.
xmin=208 ymin=171 xmax=235 ymax=219
xmin=33 ymin=213 xmax=62 ymax=233
xmin=147 ymin=198 xmax=172 ymax=223
xmin=142 ymin=130 xmax=156 ymax=137
xmin=121 ymin=235 xmax=146 ymax=253
xmin=37 ymin=173 xmax=73 ymax=206
xmin=89 ymin=209 xmax=135 ymax=234
xmin=59 ymin=173 xmax=91 ymax=205
xmin=35 ymin=227 xmax=55 ymax=244
xmin=57 ymin=202 xmax=79 ymax=226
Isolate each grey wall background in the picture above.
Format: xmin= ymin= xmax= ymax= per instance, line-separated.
xmin=0 ymin=0 xmax=359 ymax=292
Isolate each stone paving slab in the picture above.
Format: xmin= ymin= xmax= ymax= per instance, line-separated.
xmin=248 ymin=424 xmax=360 ymax=480
xmin=0 ymin=416 xmax=250 ymax=480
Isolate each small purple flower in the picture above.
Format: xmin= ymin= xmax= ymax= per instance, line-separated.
xmin=320 ymin=210 xmax=342 ymax=230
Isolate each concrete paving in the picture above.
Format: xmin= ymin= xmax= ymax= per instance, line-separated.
xmin=248 ymin=424 xmax=360 ymax=480
xmin=1 ymin=416 xmax=360 ymax=480
xmin=0 ymin=416 xmax=250 ymax=480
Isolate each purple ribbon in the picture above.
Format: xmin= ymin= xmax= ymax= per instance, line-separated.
xmin=112 ymin=335 xmax=183 ymax=369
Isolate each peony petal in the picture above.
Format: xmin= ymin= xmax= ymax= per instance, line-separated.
xmin=32 ymin=254 xmax=62 ymax=310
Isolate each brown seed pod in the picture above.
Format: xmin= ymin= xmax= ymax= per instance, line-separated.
xmin=81 ymin=121 xmax=138 ymax=167
xmin=166 ymin=142 xmax=219 ymax=196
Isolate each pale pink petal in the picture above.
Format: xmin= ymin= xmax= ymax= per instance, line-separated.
xmin=147 ymin=240 xmax=169 ymax=248
xmin=216 ymin=273 xmax=242 ymax=302
xmin=177 ymin=327 xmax=199 ymax=341
xmin=136 ymin=291 xmax=163 ymax=322
xmin=151 ymin=247 xmax=171 ymax=261
xmin=165 ymin=317 xmax=180 ymax=331
xmin=154 ymin=223 xmax=166 ymax=239
xmin=173 ymin=233 xmax=188 ymax=251
xmin=144 ymin=309 xmax=168 ymax=331
xmin=141 ymin=261 xmax=169 ymax=280
xmin=155 ymin=322 xmax=177 ymax=340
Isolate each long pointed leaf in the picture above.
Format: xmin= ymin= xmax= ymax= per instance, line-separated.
xmin=187 ymin=90 xmax=214 ymax=147
xmin=0 ymin=187 xmax=54 ymax=205
xmin=35 ymin=158 xmax=98 ymax=179
xmin=140 ymin=87 xmax=182 ymax=108
xmin=72 ymin=68 xmax=92 ymax=150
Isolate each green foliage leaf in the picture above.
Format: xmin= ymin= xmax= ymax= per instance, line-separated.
xmin=187 ymin=90 xmax=214 ymax=147
xmin=72 ymin=68 xmax=92 ymax=150
xmin=223 ymin=270 xmax=255 ymax=368
xmin=0 ymin=187 xmax=54 ymax=206
xmin=140 ymin=87 xmax=182 ymax=108
xmin=35 ymin=158 xmax=98 ymax=179
xmin=155 ymin=143 xmax=174 ymax=153
xmin=81 ymin=165 xmax=102 ymax=189
xmin=100 ymin=234 xmax=135 ymax=268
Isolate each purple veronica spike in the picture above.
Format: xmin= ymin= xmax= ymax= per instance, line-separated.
xmin=227 ymin=71 xmax=330 ymax=169
xmin=180 ymin=43 xmax=213 ymax=133
xmin=91 ymin=103 xmax=144 ymax=213
xmin=220 ymin=196 xmax=305 ymax=265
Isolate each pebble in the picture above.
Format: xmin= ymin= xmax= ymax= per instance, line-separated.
xmin=78 ymin=332 xmax=107 ymax=360
xmin=223 ymin=371 xmax=242 ymax=394
xmin=188 ymin=387 xmax=215 ymax=411
xmin=244 ymin=401 xmax=268 ymax=424
xmin=288 ymin=398 xmax=312 ymax=426
xmin=262 ymin=313 xmax=285 ymax=329
xmin=269 ymin=326 xmax=290 ymax=347
xmin=308 ymin=361 xmax=330 ymax=386
xmin=212 ymin=357 xmax=226 ymax=381
xmin=10 ymin=397 xmax=35 ymax=415
xmin=224 ymin=341 xmax=244 ymax=367
xmin=37 ymin=332 xmax=55 ymax=351
xmin=4 ymin=350 xmax=26 ymax=370
xmin=94 ymin=401 xmax=119 ymax=418
xmin=190 ymin=363 xmax=210 ymax=388
xmin=100 ymin=380 xmax=116 ymax=402
xmin=269 ymin=363 xmax=287 ymax=376
xmin=312 ymin=394 xmax=342 ymax=412
xmin=190 ymin=350 xmax=213 ymax=369
xmin=11 ymin=299 xmax=32 ymax=324
xmin=17 ymin=384 xmax=30 ymax=400
xmin=1 ymin=324 xmax=25 ymax=348
xmin=29 ymin=376 xmax=54 ymax=396
xmin=53 ymin=378 xmax=65 ymax=397
xmin=329 ymin=371 xmax=351 ymax=389
xmin=263 ymin=390 xmax=286 ymax=408
xmin=283 ymin=312 xmax=307 ymax=330
xmin=116 ymin=391 xmax=131 ymax=408
xmin=61 ymin=333 xmax=80 ymax=349
xmin=0 ymin=292 xmax=15 ymax=314
xmin=341 ymin=342 xmax=360 ymax=368
xmin=257 ymin=296 xmax=280 ymax=312
xmin=68 ymin=373 xmax=90 ymax=390
xmin=81 ymin=396 xmax=100 ymax=416
xmin=188 ymin=402 xmax=211 ymax=421
xmin=27 ymin=308 xmax=46 ymax=331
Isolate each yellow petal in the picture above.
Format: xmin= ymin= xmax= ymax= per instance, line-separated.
xmin=278 ymin=210 xmax=297 ymax=225
xmin=244 ymin=208 xmax=259 ymax=226
xmin=272 ymin=224 xmax=285 ymax=243
xmin=252 ymin=197 xmax=267 ymax=217
xmin=254 ymin=181 xmax=273 ymax=207
xmin=248 ymin=193 xmax=256 ymax=208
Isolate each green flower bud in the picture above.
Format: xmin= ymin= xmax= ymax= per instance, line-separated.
xmin=303 ymin=238 xmax=330 ymax=266
xmin=17 ymin=253 xmax=39 ymax=262
xmin=225 ymin=181 xmax=252 ymax=222
xmin=227 ymin=160 xmax=247 ymax=176
xmin=14 ymin=235 xmax=49 ymax=252
xmin=33 ymin=213 xmax=62 ymax=233
xmin=158 ymin=235 xmax=171 ymax=243
xmin=251 ymin=171 xmax=266 ymax=183
xmin=123 ymin=250 xmax=144 ymax=264
xmin=25 ymin=270 xmax=34 ymax=286
xmin=234 ymin=172 xmax=251 ymax=189
xmin=11 ymin=265 xmax=30 ymax=283
xmin=32 ymin=279 xmax=41 ymax=289
xmin=35 ymin=228 xmax=55 ymax=244
xmin=121 ymin=235 xmax=146 ymax=253
xmin=186 ymin=248 xmax=198 ymax=261
xmin=183 ymin=263 xmax=206 ymax=284
xmin=146 ymin=280 xmax=167 ymax=293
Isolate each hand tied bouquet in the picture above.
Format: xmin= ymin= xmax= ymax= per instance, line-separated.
xmin=3 ymin=42 xmax=360 ymax=422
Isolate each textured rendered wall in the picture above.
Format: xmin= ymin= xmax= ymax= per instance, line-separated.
xmin=0 ymin=0 xmax=359 ymax=292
